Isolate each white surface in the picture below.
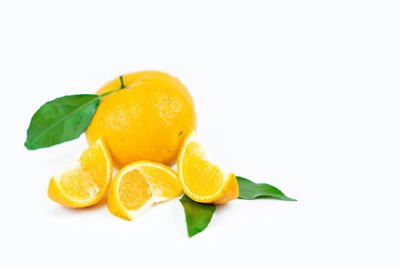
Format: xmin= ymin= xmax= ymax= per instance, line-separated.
xmin=1 ymin=1 xmax=399 ymax=266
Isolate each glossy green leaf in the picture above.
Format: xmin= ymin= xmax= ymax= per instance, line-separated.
xmin=179 ymin=195 xmax=216 ymax=238
xmin=237 ymin=176 xmax=296 ymax=201
xmin=25 ymin=94 xmax=100 ymax=150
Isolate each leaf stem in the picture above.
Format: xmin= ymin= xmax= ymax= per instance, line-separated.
xmin=100 ymin=75 xmax=126 ymax=98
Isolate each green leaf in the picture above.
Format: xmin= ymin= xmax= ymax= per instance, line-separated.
xmin=179 ymin=195 xmax=216 ymax=238
xmin=25 ymin=94 xmax=101 ymax=150
xmin=237 ymin=176 xmax=296 ymax=201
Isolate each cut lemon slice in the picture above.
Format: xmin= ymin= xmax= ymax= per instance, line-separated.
xmin=48 ymin=139 xmax=112 ymax=208
xmin=107 ymin=161 xmax=182 ymax=220
xmin=177 ymin=131 xmax=239 ymax=204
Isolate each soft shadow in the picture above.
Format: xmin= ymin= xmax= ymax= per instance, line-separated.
xmin=214 ymin=200 xmax=237 ymax=213
xmin=54 ymin=194 xmax=108 ymax=215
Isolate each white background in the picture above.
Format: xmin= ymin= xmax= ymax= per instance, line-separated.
xmin=1 ymin=1 xmax=399 ymax=266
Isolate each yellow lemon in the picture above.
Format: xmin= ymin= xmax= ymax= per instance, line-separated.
xmin=86 ymin=71 xmax=196 ymax=168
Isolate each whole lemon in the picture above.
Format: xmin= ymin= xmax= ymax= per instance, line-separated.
xmin=86 ymin=71 xmax=196 ymax=168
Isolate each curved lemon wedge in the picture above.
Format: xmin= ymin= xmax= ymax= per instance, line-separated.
xmin=178 ymin=131 xmax=238 ymax=204
xmin=48 ymin=139 xmax=112 ymax=208
xmin=107 ymin=161 xmax=182 ymax=220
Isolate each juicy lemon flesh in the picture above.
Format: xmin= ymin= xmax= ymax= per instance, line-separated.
xmin=181 ymin=141 xmax=224 ymax=197
xmin=59 ymin=142 xmax=107 ymax=200
xmin=139 ymin=165 xmax=182 ymax=199
xmin=59 ymin=169 xmax=100 ymax=201
xmin=119 ymin=169 xmax=152 ymax=210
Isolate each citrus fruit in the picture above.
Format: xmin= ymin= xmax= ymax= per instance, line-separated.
xmin=86 ymin=71 xmax=196 ymax=168
xmin=177 ymin=131 xmax=239 ymax=204
xmin=107 ymin=160 xmax=182 ymax=220
xmin=48 ymin=139 xmax=112 ymax=208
